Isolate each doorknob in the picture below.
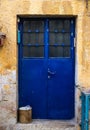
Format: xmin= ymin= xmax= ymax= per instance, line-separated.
xmin=48 ymin=68 xmax=56 ymax=75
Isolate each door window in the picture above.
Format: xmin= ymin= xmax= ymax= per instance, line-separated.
xmin=22 ymin=19 xmax=71 ymax=58
xmin=49 ymin=20 xmax=70 ymax=58
xmin=23 ymin=20 xmax=44 ymax=58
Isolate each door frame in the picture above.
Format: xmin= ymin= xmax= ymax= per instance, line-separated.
xmin=17 ymin=15 xmax=77 ymax=120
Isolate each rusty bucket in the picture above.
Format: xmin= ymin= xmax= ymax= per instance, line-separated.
xmin=18 ymin=106 xmax=32 ymax=123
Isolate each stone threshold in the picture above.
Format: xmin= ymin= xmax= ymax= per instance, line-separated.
xmin=13 ymin=119 xmax=78 ymax=130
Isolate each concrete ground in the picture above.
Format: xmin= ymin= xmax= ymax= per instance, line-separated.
xmin=13 ymin=120 xmax=79 ymax=130
xmin=0 ymin=120 xmax=80 ymax=130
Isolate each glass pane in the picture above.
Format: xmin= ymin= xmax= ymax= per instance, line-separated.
xmin=49 ymin=33 xmax=63 ymax=45
xmin=56 ymin=33 xmax=63 ymax=44
xmin=49 ymin=20 xmax=63 ymax=32
xmin=23 ymin=46 xmax=30 ymax=57
xmin=23 ymin=21 xmax=44 ymax=32
xmin=64 ymin=20 xmax=70 ymax=32
xmin=37 ymin=33 xmax=44 ymax=44
xmin=63 ymin=47 xmax=70 ymax=57
xmin=63 ymin=33 xmax=70 ymax=45
xmin=49 ymin=33 xmax=55 ymax=45
xmin=29 ymin=33 xmax=36 ymax=44
xmin=23 ymin=46 xmax=44 ymax=58
xmin=23 ymin=21 xmax=30 ymax=32
xmin=49 ymin=46 xmax=63 ymax=57
xmin=23 ymin=33 xmax=44 ymax=45
xmin=23 ymin=33 xmax=30 ymax=44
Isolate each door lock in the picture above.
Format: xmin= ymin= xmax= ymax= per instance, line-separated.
xmin=48 ymin=68 xmax=56 ymax=75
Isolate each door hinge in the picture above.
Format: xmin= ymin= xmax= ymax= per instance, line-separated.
xmin=18 ymin=30 xmax=21 ymax=44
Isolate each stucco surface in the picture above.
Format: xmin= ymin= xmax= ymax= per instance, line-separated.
xmin=0 ymin=0 xmax=90 ymax=87
xmin=0 ymin=0 xmax=90 ymax=129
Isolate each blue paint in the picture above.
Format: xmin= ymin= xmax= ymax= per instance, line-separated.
xmin=45 ymin=19 xmax=49 ymax=59
xmin=61 ymin=43 xmax=65 ymax=46
xmin=47 ymin=58 xmax=75 ymax=119
xmin=18 ymin=18 xmax=75 ymax=119
xmin=81 ymin=94 xmax=85 ymax=130
xmin=28 ymin=30 xmax=31 ymax=32
xmin=85 ymin=95 xmax=89 ymax=130
xmin=18 ymin=21 xmax=23 ymax=107
xmin=36 ymin=29 xmax=39 ymax=33
xmin=18 ymin=30 xmax=21 ymax=44
xmin=81 ymin=92 xmax=90 ymax=130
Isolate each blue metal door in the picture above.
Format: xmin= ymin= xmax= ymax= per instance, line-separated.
xmin=18 ymin=18 xmax=75 ymax=119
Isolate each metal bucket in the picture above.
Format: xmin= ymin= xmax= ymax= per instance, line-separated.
xmin=19 ymin=106 xmax=32 ymax=123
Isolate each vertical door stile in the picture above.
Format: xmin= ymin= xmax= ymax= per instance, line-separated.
xmin=70 ymin=19 xmax=75 ymax=88
xmin=70 ymin=19 xmax=75 ymax=60
xmin=18 ymin=20 xmax=20 ymax=104
xmin=44 ymin=19 xmax=49 ymax=117
xmin=18 ymin=19 xmax=23 ymax=107
xmin=21 ymin=20 xmax=25 ymax=106
xmin=45 ymin=19 xmax=49 ymax=59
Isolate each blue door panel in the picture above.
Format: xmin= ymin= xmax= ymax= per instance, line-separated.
xmin=21 ymin=59 xmax=48 ymax=118
xmin=47 ymin=59 xmax=74 ymax=119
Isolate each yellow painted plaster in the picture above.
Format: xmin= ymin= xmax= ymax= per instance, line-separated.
xmin=0 ymin=0 xmax=90 ymax=88
xmin=3 ymin=85 xmax=10 ymax=94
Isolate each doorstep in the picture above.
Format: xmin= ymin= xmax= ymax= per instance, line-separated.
xmin=13 ymin=119 xmax=79 ymax=130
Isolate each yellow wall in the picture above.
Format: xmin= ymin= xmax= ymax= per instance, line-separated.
xmin=0 ymin=0 xmax=90 ymax=87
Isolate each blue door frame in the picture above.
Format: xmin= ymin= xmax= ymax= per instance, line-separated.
xmin=18 ymin=18 xmax=75 ymax=119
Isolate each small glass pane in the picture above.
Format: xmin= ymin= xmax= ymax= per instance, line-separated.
xmin=23 ymin=46 xmax=30 ymax=57
xmin=49 ymin=46 xmax=63 ymax=57
xmin=63 ymin=33 xmax=70 ymax=45
xmin=56 ymin=33 xmax=63 ymax=44
xmin=23 ymin=21 xmax=44 ymax=32
xmin=37 ymin=33 xmax=44 ymax=45
xmin=63 ymin=47 xmax=70 ymax=57
xmin=49 ymin=33 xmax=55 ymax=45
xmin=23 ymin=33 xmax=30 ymax=44
xmin=49 ymin=20 xmax=63 ymax=32
xmin=49 ymin=33 xmax=63 ymax=45
xmin=23 ymin=21 xmax=30 ymax=32
xmin=23 ymin=33 xmax=44 ymax=45
xmin=64 ymin=20 xmax=70 ymax=32
xmin=23 ymin=46 xmax=44 ymax=58
xmin=29 ymin=33 xmax=36 ymax=44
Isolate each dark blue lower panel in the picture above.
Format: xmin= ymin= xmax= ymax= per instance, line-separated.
xmin=19 ymin=58 xmax=75 ymax=119
xmin=20 ymin=59 xmax=48 ymax=119
xmin=47 ymin=59 xmax=75 ymax=119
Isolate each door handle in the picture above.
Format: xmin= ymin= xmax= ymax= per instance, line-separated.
xmin=48 ymin=68 xmax=56 ymax=75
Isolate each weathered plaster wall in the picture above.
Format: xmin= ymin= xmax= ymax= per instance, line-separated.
xmin=0 ymin=0 xmax=90 ymax=129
